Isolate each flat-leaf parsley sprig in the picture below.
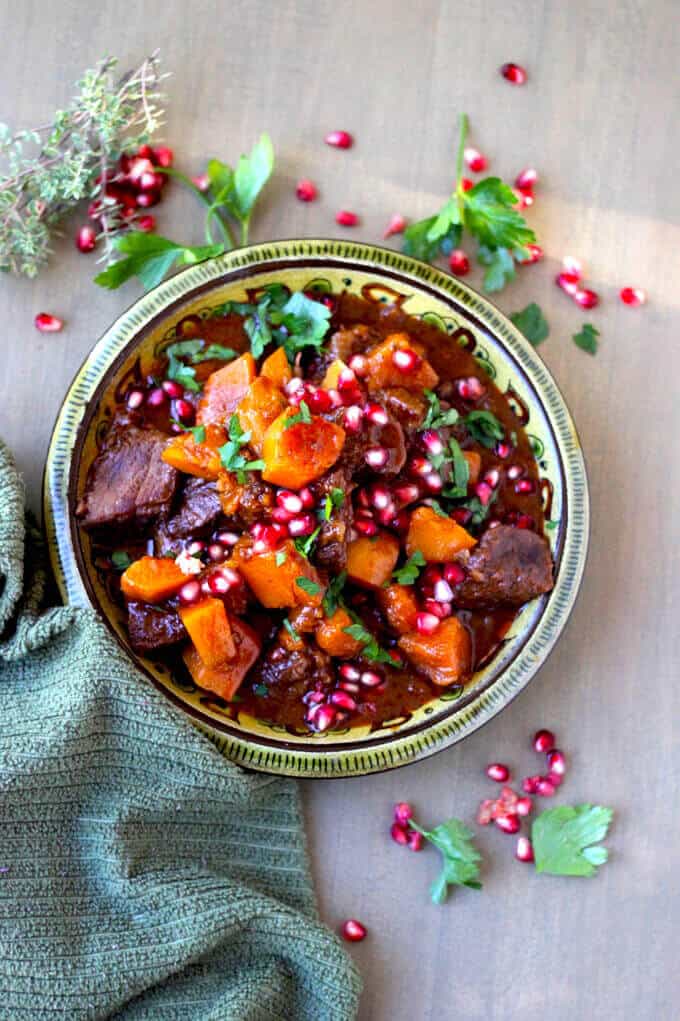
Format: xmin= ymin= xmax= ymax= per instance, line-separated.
xmin=402 ymin=113 xmax=536 ymax=293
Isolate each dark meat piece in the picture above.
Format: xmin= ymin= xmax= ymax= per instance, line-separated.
xmin=217 ymin=472 xmax=276 ymax=528
xmin=330 ymin=409 xmax=406 ymax=477
xmin=312 ymin=469 xmax=355 ymax=574
xmin=76 ymin=422 xmax=178 ymax=530
xmin=155 ymin=478 xmax=222 ymax=555
xmin=254 ymin=638 xmax=334 ymax=689
xmin=127 ymin=601 xmax=186 ymax=652
xmin=382 ymin=387 xmax=427 ymax=434
xmin=452 ymin=526 xmax=554 ymax=607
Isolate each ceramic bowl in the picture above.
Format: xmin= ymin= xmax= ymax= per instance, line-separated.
xmin=44 ymin=239 xmax=589 ymax=777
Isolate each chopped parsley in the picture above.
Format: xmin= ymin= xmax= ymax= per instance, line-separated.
xmin=442 ymin=437 xmax=470 ymax=498
xmin=295 ymin=577 xmax=322 ymax=597
xmin=572 ymin=323 xmax=599 ymax=355
xmin=218 ymin=414 xmax=265 ymax=483
xmin=185 ymin=424 xmax=206 ymax=443
xmin=275 ymin=549 xmax=288 ymax=566
xmin=283 ymin=618 xmax=301 ymax=642
xmin=422 ymin=389 xmax=460 ymax=430
xmin=464 ymin=410 xmax=505 ymax=448
xmin=322 ymin=571 xmax=347 ymax=617
xmin=164 ymin=339 xmax=238 ymax=394
xmin=253 ymin=683 xmax=269 ymax=698
xmin=510 ymin=303 xmax=550 ymax=347
xmin=392 ymin=550 xmax=426 ymax=586
xmin=342 ymin=617 xmax=395 ymax=665
xmin=244 ymin=285 xmax=332 ymax=363
xmin=462 ymin=491 xmax=498 ymax=526
xmin=294 ymin=527 xmax=321 ymax=559
xmin=111 ymin=550 xmax=132 ymax=571
xmin=284 ymin=400 xmax=312 ymax=430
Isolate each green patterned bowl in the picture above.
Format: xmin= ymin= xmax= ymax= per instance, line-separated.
xmin=44 ymin=239 xmax=589 ymax=777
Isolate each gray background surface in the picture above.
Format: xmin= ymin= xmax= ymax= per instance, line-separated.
xmin=1 ymin=2 xmax=679 ymax=1018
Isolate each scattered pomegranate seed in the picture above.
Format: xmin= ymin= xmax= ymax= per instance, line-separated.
xmin=217 ymin=531 xmax=239 ymax=546
xmin=486 ymin=763 xmax=510 ymax=783
xmin=547 ymin=749 xmax=566 ymax=776
xmin=126 ymin=389 xmax=144 ymax=410
xmin=207 ymin=572 xmax=232 ymax=596
xmin=136 ymin=214 xmax=156 ymax=232
xmin=191 ymin=173 xmax=210 ymax=192
xmin=330 ymin=690 xmax=357 ymax=712
xmin=464 ymin=147 xmax=487 ymax=173
xmin=34 ymin=313 xmax=64 ymax=333
xmin=296 ymin=179 xmax=317 ymax=202
xmin=162 ymin=381 xmax=183 ymax=399
xmin=369 ymin=484 xmax=391 ymax=510
xmin=364 ymin=403 xmax=389 ymax=426
xmin=515 ymin=836 xmax=534 ymax=862
xmin=392 ymin=347 xmax=421 ymax=372
xmin=306 ymin=388 xmax=333 ymax=413
xmin=277 ymin=490 xmax=304 ymax=515
xmin=354 ymin=517 xmax=378 ymax=536
xmin=341 ymin=919 xmax=367 ymax=942
xmin=562 ymin=255 xmax=583 ymax=278
xmin=457 ymin=376 xmax=486 ymax=399
xmin=416 ymin=612 xmax=440 ymax=636
xmin=500 ymin=62 xmax=527 ymax=85
xmin=522 ymin=243 xmax=543 ymax=264
xmin=178 ymin=580 xmax=201 ymax=605
xmin=433 ymin=578 xmax=454 ymax=603
xmin=448 ymin=249 xmax=470 ymax=276
xmin=536 ymin=777 xmax=557 ymax=797
xmin=574 ymin=287 xmax=599 ymax=309
xmin=336 ymin=209 xmax=359 ymax=227
xmin=408 ymin=830 xmax=424 ymax=852
xmin=395 ymin=483 xmax=420 ymax=505
xmin=516 ymin=797 xmax=533 ymax=817
xmin=394 ymin=802 xmax=414 ymax=825
xmin=391 ymin=822 xmax=409 ymax=846
xmin=75 ymin=225 xmax=97 ymax=253
xmin=298 ymin=488 xmax=315 ymax=509
xmin=288 ymin=513 xmax=316 ymax=537
xmin=496 ymin=441 xmax=511 ymax=459
xmin=421 ymin=430 xmax=444 ymax=456
xmin=515 ymin=167 xmax=538 ymax=190
xmin=619 ymin=286 xmax=646 ymax=307
xmin=443 ymin=563 xmax=465 ymax=586
xmin=174 ymin=399 xmax=194 ymax=423
xmin=514 ymin=478 xmax=535 ymax=495
xmin=365 ymin=447 xmax=389 ymax=469
xmin=207 ymin=543 xmax=225 ymax=563
xmin=383 ymin=213 xmax=408 ymax=239
xmin=186 ymin=540 xmax=206 ymax=555
xmin=423 ymin=598 xmax=451 ymax=619
xmin=496 ymin=813 xmax=521 ymax=834
xmin=475 ymin=482 xmax=494 ymax=506
xmin=522 ymin=775 xmax=541 ymax=794
xmin=477 ymin=799 xmax=496 ymax=825
xmin=146 ymin=387 xmax=166 ymax=407
xmin=360 ymin=670 xmax=383 ymax=688
xmin=153 ymin=146 xmax=174 ymax=168
xmin=460 ymin=177 xmax=474 ymax=192
xmin=422 ymin=472 xmax=443 ymax=493
xmin=339 ymin=663 xmax=360 ymax=682
xmin=348 ymin=354 xmax=369 ymax=377
xmin=533 ymin=729 xmax=556 ymax=754
xmin=325 ymin=130 xmax=353 ymax=149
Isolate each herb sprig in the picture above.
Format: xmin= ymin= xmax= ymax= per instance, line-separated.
xmin=218 ymin=414 xmax=265 ymax=483
xmin=244 ymin=286 xmax=332 ymax=364
xmin=422 ymin=389 xmax=460 ymax=430
xmin=392 ymin=550 xmax=426 ymax=586
xmin=408 ymin=817 xmax=483 ymax=904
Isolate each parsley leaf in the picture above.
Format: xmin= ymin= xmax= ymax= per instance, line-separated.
xmin=94 ymin=233 xmax=225 ymax=291
xmin=573 ymin=323 xmax=600 ymax=355
xmin=283 ymin=618 xmax=301 ymax=642
xmin=461 ymin=491 xmax=497 ymax=526
xmin=403 ymin=216 xmax=461 ymax=262
xmin=477 ymin=245 xmax=516 ymax=293
xmin=284 ymin=400 xmax=312 ymax=430
xmin=465 ymin=410 xmax=505 ymax=448
xmin=442 ymin=437 xmax=470 ymax=498
xmin=185 ymin=424 xmax=206 ymax=443
xmin=253 ymin=683 xmax=269 ymax=698
xmin=294 ymin=527 xmax=321 ymax=559
xmin=166 ymin=342 xmax=201 ymax=393
xmin=275 ymin=549 xmax=287 ymax=566
xmin=392 ymin=550 xmax=426 ymax=586
xmin=218 ymin=414 xmax=265 ymax=483
xmin=111 ymin=550 xmax=132 ymax=571
xmin=342 ymin=619 xmax=394 ymax=665
xmin=273 ymin=291 xmax=332 ymax=362
xmin=322 ymin=571 xmax=347 ymax=617
xmin=422 ymin=389 xmax=459 ymax=430
xmin=295 ymin=577 xmax=322 ymax=597
xmin=409 ymin=817 xmax=483 ymax=904
xmin=510 ymin=303 xmax=550 ymax=347
xmin=463 ymin=180 xmax=533 ymax=251
xmin=532 ymin=805 xmax=614 ymax=877
xmin=205 ymin=134 xmax=274 ymax=245
xmin=199 ymin=343 xmax=238 ymax=362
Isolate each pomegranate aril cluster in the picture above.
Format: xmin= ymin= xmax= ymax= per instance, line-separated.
xmin=390 ymin=801 xmax=422 ymax=852
xmin=556 ymin=256 xmax=599 ymax=309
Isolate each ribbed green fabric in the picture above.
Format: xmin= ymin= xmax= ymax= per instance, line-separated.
xmin=0 ymin=441 xmax=361 ymax=1020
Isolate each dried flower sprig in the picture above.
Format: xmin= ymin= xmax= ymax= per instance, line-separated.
xmin=0 ymin=52 xmax=167 ymax=277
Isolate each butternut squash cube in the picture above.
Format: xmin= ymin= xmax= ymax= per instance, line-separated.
xmin=399 ymin=616 xmax=471 ymax=687
xmin=237 ymin=541 xmax=324 ymax=608
xmin=364 ymin=333 xmax=439 ymax=393
xmin=405 ymin=506 xmax=476 ymax=562
xmin=182 ymin=616 xmax=260 ymax=701
xmin=235 ymin=376 xmax=287 ymax=455
xmin=261 ymin=407 xmax=345 ymax=489
xmin=316 ymin=607 xmax=364 ymax=658
xmin=196 ymin=352 xmax=256 ymax=426
xmin=260 ymin=346 xmax=292 ymax=389
xmin=346 ymin=531 xmax=400 ymax=589
xmin=179 ymin=598 xmax=235 ymax=668
xmin=120 ymin=556 xmax=187 ymax=604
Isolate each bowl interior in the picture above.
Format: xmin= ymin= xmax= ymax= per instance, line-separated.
xmin=44 ymin=240 xmax=588 ymax=777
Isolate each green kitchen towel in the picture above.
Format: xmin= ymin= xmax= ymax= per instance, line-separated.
xmin=0 ymin=440 xmax=361 ymax=1020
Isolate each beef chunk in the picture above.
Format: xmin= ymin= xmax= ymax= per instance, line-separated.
xmin=382 ymin=387 xmax=427 ymax=433
xmin=217 ymin=472 xmax=276 ymax=528
xmin=311 ymin=469 xmax=355 ymax=573
xmin=127 ymin=601 xmax=186 ymax=652
xmin=452 ymin=526 xmax=554 ymax=607
xmin=77 ymin=423 xmax=178 ymax=530
xmin=155 ymin=478 xmax=222 ymax=555
xmin=330 ymin=409 xmax=406 ymax=477
xmin=254 ymin=639 xmax=334 ymax=689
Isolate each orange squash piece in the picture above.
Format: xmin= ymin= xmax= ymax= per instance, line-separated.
xmin=364 ymin=333 xmax=439 ymax=393
xmin=346 ymin=531 xmax=400 ymax=589
xmin=236 ymin=377 xmax=287 ymax=455
xmin=182 ymin=617 xmax=261 ymax=701
xmin=261 ymin=407 xmax=345 ymax=489
xmin=260 ymin=346 xmax=292 ymax=389
xmin=315 ymin=607 xmax=364 ymax=658
xmin=162 ymin=424 xmax=226 ymax=479
xmin=120 ymin=556 xmax=187 ymax=604
xmin=399 ymin=616 xmax=472 ymax=687
xmin=196 ymin=352 xmax=256 ymax=426
xmin=237 ymin=540 xmax=324 ymax=608
xmin=321 ymin=358 xmax=348 ymax=390
xmin=179 ymin=598 xmax=235 ymax=668
xmin=463 ymin=450 xmax=482 ymax=486
xmin=377 ymin=584 xmax=419 ymax=634
xmin=405 ymin=506 xmax=476 ymax=562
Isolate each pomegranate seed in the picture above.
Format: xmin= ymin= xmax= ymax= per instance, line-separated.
xmin=161 ymin=379 xmax=183 ymax=399
xmin=547 ymin=771 xmax=564 ymax=788
xmin=421 ymin=430 xmax=444 ymax=456
xmin=369 ymin=484 xmax=391 ymax=510
xmin=207 ymin=572 xmax=231 ymax=596
xmin=217 ymin=531 xmax=239 ymax=546
xmin=423 ymin=473 xmax=443 ymax=493
xmin=515 ymin=167 xmax=538 ymax=190
xmin=457 ymin=376 xmax=485 ymax=399
xmin=341 ymin=919 xmax=366 ymax=942
xmin=146 ymin=387 xmax=166 ymax=407
xmin=421 ymin=565 xmax=443 ymax=588
xmin=391 ymin=509 xmax=410 ymax=534
xmin=339 ymin=663 xmax=360 ymax=682
xmin=327 ymin=389 xmax=343 ymax=408
xmin=392 ymin=347 xmax=421 ymax=372
xmin=507 ymin=464 xmax=524 ymax=480
xmin=126 ymin=389 xmax=144 ymax=410
xmin=522 ymin=775 xmax=541 ymax=794
xmin=296 ymin=178 xmax=317 ymax=202
xmin=484 ymin=469 xmax=500 ymax=488
xmin=75 ymin=225 xmax=97 ymax=253
xmin=496 ymin=814 xmax=521 ymax=834
xmin=410 ymin=456 xmax=433 ymax=477
xmin=337 ymin=367 xmax=357 ymax=391
xmin=365 ymin=447 xmax=389 ymax=469
xmin=556 ymin=271 xmax=580 ymax=296
xmin=514 ymin=188 xmax=534 ymax=210
xmin=443 ymin=563 xmax=463 ymax=588
xmin=477 ymin=799 xmax=496 ymax=825
xmin=277 ymin=490 xmax=304 ymax=515
xmin=34 ymin=313 xmax=64 ymax=333
xmin=200 ymin=580 xmax=211 ymax=596
xmin=536 ymin=777 xmax=556 ymax=797
xmin=336 ymin=210 xmax=359 ymax=227
xmin=354 ymin=517 xmax=378 ymax=536
xmin=348 ymin=354 xmax=369 ymax=377
xmin=325 ymin=130 xmax=353 ymax=149
xmin=298 ymin=488 xmax=315 ymax=509
xmin=343 ymin=405 xmax=364 ymax=432
xmin=574 ymin=287 xmax=599 ymax=309
xmin=516 ymin=797 xmax=533 ymax=817
xmin=364 ymin=403 xmax=389 ymax=426
xmin=360 ymin=670 xmax=383 ymax=688
xmin=408 ymin=830 xmax=424 ymax=852
xmin=174 ymin=399 xmax=194 ymax=423
xmin=451 ymin=507 xmax=472 ymax=526
xmin=339 ymin=680 xmax=360 ymax=694
xmin=127 ymin=157 xmax=155 ymax=182
xmin=460 ymin=177 xmax=474 ymax=192
xmin=186 ymin=540 xmax=206 ymax=555
xmin=395 ymin=483 xmax=420 ymax=505
xmin=139 ymin=169 xmax=164 ymax=192
xmin=498 ymin=787 xmax=519 ymax=813
xmin=394 ymin=802 xmax=413 ymax=825
xmin=250 ymin=523 xmax=286 ymax=551
xmin=416 ymin=612 xmax=440 ymax=635
xmin=135 ymin=191 xmax=160 ymax=208
xmin=191 ymin=173 xmax=210 ymax=192
xmin=486 ymin=763 xmax=510 ymax=783
xmin=423 ymin=598 xmax=450 ymax=619
xmin=533 ymin=729 xmax=556 ymax=754
xmin=383 ymin=213 xmax=408 ymax=239
xmin=500 ymin=62 xmax=527 ymax=84
xmin=153 ymin=146 xmax=174 ymax=168
xmin=288 ymin=513 xmax=316 ymax=537
xmin=464 ymin=147 xmax=487 ymax=172
xmin=562 ymin=255 xmax=583 ymax=278
xmin=178 ymin=580 xmax=201 ymax=605
xmin=515 ymin=836 xmax=534 ymax=862
xmin=620 ymin=286 xmax=646 ymax=307
xmin=433 ymin=579 xmax=454 ymax=603
xmin=496 ymin=441 xmax=511 ymax=459
xmin=547 ymin=749 xmax=566 ymax=776
xmin=312 ymin=705 xmax=337 ymax=733
xmin=307 ymin=389 xmax=333 ymax=413
xmin=515 ymin=478 xmax=535 ymax=495
xmin=522 ymin=243 xmax=544 ymax=264
xmin=390 ymin=822 xmax=409 ymax=846
xmin=330 ymin=690 xmax=357 ymax=712
xmin=272 ymin=506 xmax=293 ymax=524
xmin=207 ymin=543 xmax=225 ymax=563
xmin=475 ymin=482 xmax=493 ymax=506
xmin=448 ymin=249 xmax=470 ymax=275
